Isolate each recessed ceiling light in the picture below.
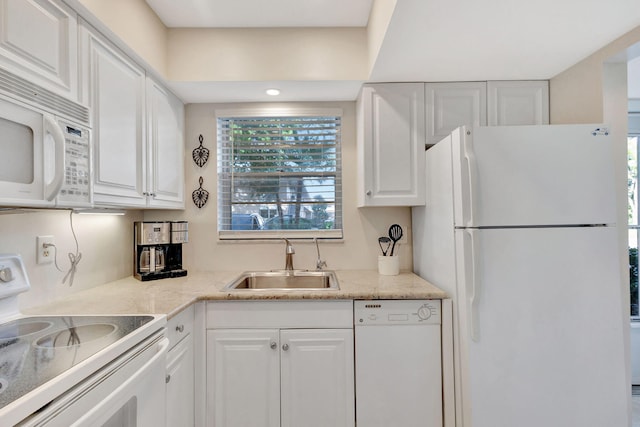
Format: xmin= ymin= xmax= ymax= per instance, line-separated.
xmin=266 ymin=89 xmax=280 ymax=96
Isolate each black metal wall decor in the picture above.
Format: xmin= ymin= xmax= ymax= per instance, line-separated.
xmin=192 ymin=176 xmax=209 ymax=208
xmin=192 ymin=134 xmax=209 ymax=167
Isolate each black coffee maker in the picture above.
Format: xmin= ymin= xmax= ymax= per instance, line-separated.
xmin=134 ymin=221 xmax=188 ymax=281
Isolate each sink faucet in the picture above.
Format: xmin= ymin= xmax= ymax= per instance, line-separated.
xmin=283 ymin=238 xmax=295 ymax=271
xmin=314 ymin=238 xmax=327 ymax=270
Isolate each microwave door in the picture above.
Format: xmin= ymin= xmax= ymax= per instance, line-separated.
xmin=0 ymin=98 xmax=69 ymax=207
xmin=0 ymin=99 xmax=52 ymax=207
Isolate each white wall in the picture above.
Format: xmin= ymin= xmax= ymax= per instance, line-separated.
xmin=145 ymin=101 xmax=413 ymax=272
xmin=0 ymin=209 xmax=142 ymax=310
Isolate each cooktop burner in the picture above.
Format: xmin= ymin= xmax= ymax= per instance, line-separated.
xmin=0 ymin=315 xmax=154 ymax=410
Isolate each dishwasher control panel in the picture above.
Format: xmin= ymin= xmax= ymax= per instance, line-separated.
xmin=354 ymin=300 xmax=441 ymax=325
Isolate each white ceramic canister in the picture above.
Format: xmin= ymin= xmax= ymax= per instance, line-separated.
xmin=378 ymin=255 xmax=399 ymax=276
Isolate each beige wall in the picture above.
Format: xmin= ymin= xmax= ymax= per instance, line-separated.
xmin=145 ymin=101 xmax=413 ymax=273
xmin=74 ymin=0 xmax=371 ymax=84
xmin=550 ymin=25 xmax=640 ymax=124
xmin=76 ymin=0 xmax=168 ymax=76
xmin=0 ymin=210 xmax=142 ymax=310
xmin=168 ymin=28 xmax=368 ymax=82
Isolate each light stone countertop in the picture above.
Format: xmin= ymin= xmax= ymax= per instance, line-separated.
xmin=24 ymin=270 xmax=447 ymax=319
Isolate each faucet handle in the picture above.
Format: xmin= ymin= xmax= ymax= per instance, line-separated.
xmin=283 ymin=238 xmax=295 ymax=254
xmin=314 ymin=238 xmax=327 ymax=270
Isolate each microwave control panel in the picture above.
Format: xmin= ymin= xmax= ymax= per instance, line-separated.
xmin=58 ymin=121 xmax=90 ymax=206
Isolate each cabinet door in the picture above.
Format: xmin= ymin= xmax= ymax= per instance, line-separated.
xmin=280 ymin=329 xmax=354 ymax=427
xmin=80 ymin=21 xmax=146 ymax=207
xmin=166 ymin=333 xmax=194 ymax=427
xmin=358 ymin=83 xmax=425 ymax=207
xmin=207 ymin=329 xmax=280 ymax=427
xmin=0 ymin=0 xmax=77 ymax=99
xmin=146 ymin=78 xmax=185 ymax=208
xmin=425 ymin=82 xmax=487 ymax=146
xmin=487 ymin=80 xmax=549 ymax=126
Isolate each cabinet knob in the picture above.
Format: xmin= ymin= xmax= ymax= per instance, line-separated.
xmin=282 ymin=343 xmax=289 ymax=351
xmin=366 ymin=190 xmax=372 ymax=196
xmin=165 ymin=374 xmax=171 ymax=383
xmin=175 ymin=324 xmax=184 ymax=333
xmin=270 ymin=341 xmax=277 ymax=350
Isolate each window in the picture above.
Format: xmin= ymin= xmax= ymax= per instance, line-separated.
xmin=217 ymin=109 xmax=342 ymax=239
xmin=630 ymin=133 xmax=639 ymax=317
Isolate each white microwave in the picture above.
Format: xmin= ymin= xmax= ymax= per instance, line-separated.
xmin=0 ymin=68 xmax=92 ymax=208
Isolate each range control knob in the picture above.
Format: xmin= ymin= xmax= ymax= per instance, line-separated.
xmin=417 ymin=304 xmax=432 ymax=320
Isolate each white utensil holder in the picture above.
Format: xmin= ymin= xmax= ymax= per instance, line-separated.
xmin=378 ymin=255 xmax=399 ymax=276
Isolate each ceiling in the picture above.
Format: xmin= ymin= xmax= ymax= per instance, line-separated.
xmin=144 ymin=0 xmax=640 ymax=103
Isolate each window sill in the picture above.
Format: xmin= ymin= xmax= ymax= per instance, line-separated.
xmin=218 ymin=229 xmax=343 ymax=241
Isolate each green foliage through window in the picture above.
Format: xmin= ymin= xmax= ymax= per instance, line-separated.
xmin=217 ymin=114 xmax=342 ymax=238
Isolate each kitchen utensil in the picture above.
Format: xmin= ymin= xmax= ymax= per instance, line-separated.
xmin=192 ymin=176 xmax=209 ymax=208
xmin=192 ymin=134 xmax=209 ymax=167
xmin=378 ymin=236 xmax=391 ymax=256
xmin=388 ymin=224 xmax=403 ymax=256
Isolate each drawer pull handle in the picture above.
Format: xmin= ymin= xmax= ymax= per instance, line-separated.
xmin=175 ymin=325 xmax=184 ymax=333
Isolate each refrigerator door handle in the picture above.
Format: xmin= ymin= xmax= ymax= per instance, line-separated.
xmin=466 ymin=228 xmax=480 ymax=342
xmin=462 ymin=131 xmax=477 ymax=227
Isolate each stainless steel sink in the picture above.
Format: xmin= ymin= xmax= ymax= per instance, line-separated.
xmin=224 ymin=270 xmax=340 ymax=291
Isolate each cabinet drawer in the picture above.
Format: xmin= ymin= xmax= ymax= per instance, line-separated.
xmin=207 ymin=300 xmax=353 ymax=329
xmin=167 ymin=305 xmax=194 ymax=348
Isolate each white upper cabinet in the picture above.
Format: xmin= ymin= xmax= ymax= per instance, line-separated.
xmin=358 ymin=80 xmax=549 ymax=207
xmin=79 ymin=21 xmax=185 ymax=209
xmin=487 ymin=80 xmax=549 ymax=125
xmin=425 ymin=82 xmax=487 ymax=146
xmin=0 ymin=0 xmax=78 ymax=100
xmin=357 ymin=83 xmax=426 ymax=207
xmin=79 ymin=20 xmax=147 ymax=207
xmin=146 ymin=78 xmax=185 ymax=208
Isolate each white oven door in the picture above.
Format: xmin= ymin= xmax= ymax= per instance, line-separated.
xmin=20 ymin=332 xmax=169 ymax=427
xmin=0 ymin=96 xmax=65 ymax=207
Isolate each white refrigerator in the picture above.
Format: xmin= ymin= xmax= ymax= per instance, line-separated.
xmin=412 ymin=125 xmax=629 ymax=427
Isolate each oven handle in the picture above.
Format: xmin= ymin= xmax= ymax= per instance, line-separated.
xmin=43 ymin=115 xmax=65 ymax=201
xmin=70 ymin=337 xmax=169 ymax=427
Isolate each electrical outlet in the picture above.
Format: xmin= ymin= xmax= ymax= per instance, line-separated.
xmin=37 ymin=236 xmax=54 ymax=265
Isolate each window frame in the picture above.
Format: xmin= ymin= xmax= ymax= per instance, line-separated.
xmin=216 ymin=107 xmax=343 ymax=240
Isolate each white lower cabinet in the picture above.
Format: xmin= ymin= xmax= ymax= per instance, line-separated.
xmin=280 ymin=329 xmax=354 ymax=427
xmin=208 ymin=329 xmax=280 ymax=427
xmin=167 ymin=333 xmax=194 ymax=426
xmin=206 ymin=301 xmax=355 ymax=427
xmin=166 ymin=306 xmax=196 ymax=426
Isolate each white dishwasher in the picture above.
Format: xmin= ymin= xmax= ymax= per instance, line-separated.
xmin=354 ymin=300 xmax=442 ymax=427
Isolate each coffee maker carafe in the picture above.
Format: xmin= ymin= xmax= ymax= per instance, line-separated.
xmin=134 ymin=221 xmax=188 ymax=281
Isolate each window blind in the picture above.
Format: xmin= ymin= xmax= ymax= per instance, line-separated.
xmin=217 ymin=114 xmax=342 ymax=239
